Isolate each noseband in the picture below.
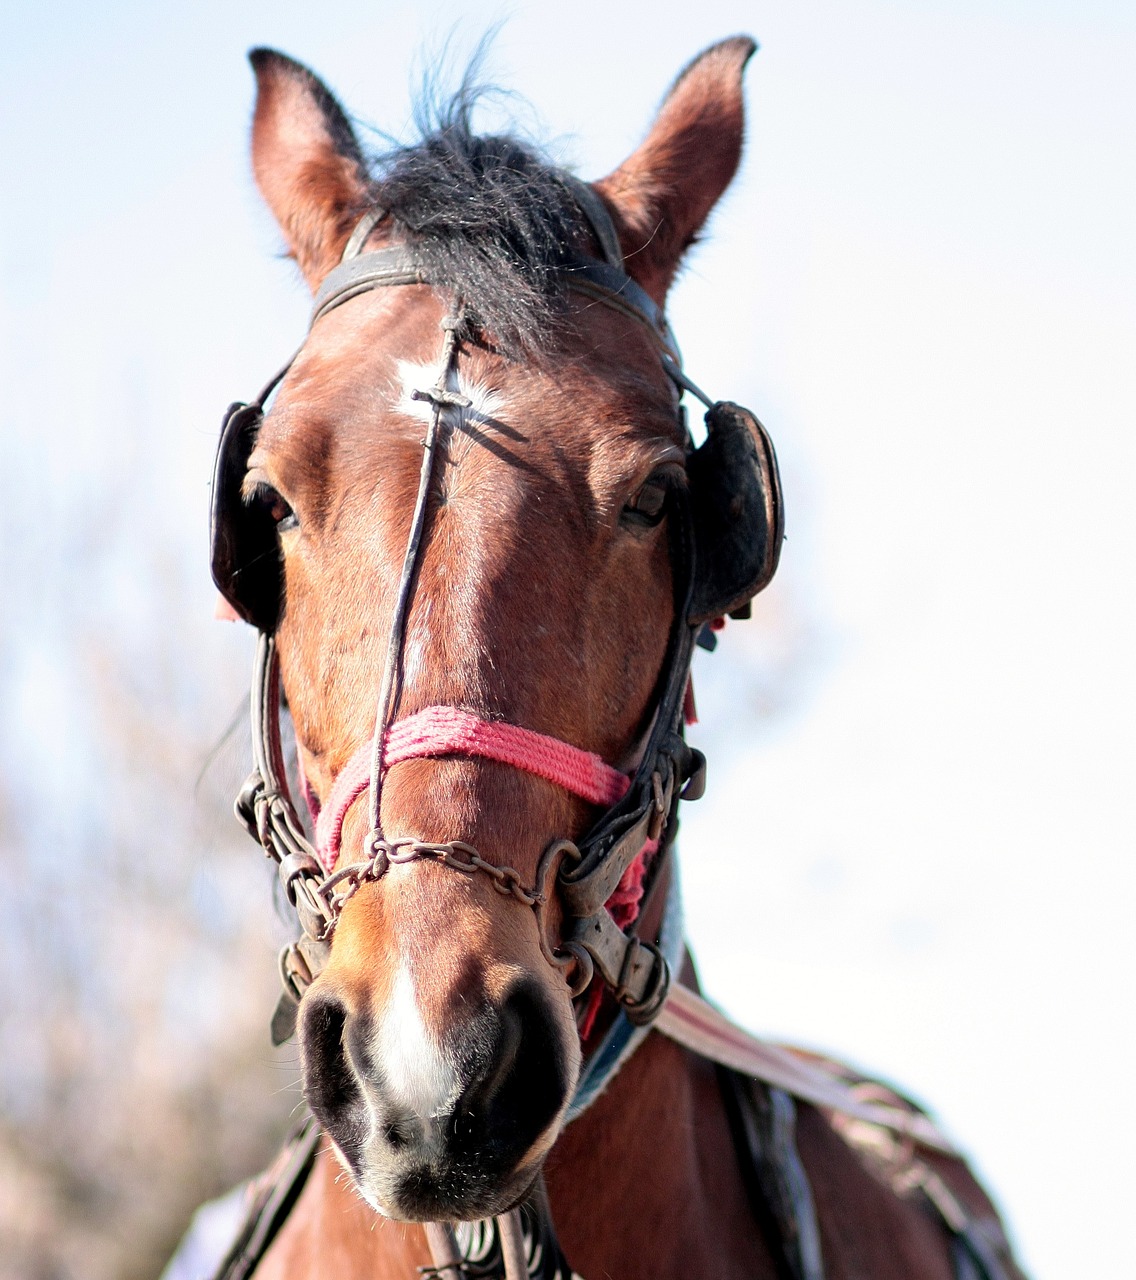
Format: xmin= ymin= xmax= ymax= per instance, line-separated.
xmin=218 ymin=186 xmax=779 ymax=1045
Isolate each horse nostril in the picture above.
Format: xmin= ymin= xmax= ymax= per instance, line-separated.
xmin=470 ymin=993 xmax=524 ymax=1111
xmin=455 ymin=980 xmax=567 ymax=1161
xmin=299 ymin=990 xmax=367 ymax=1152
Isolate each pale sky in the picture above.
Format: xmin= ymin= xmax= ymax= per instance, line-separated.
xmin=2 ymin=3 xmax=1133 ymax=1277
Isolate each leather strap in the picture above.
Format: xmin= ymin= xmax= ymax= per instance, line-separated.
xmin=717 ymin=1068 xmax=826 ymax=1280
xmin=655 ymin=984 xmax=959 ymax=1154
xmin=562 ymin=258 xmax=681 ymax=363
xmin=558 ymin=173 xmax=624 ymax=269
xmin=309 ymin=240 xmax=679 ymax=363
xmin=311 ymin=246 xmax=430 ymax=324
xmin=210 ymin=1115 xmax=321 ymax=1280
xmin=341 ymin=206 xmax=387 ymax=261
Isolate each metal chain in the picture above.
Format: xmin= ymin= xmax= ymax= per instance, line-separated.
xmin=244 ymin=775 xmax=544 ymax=935
xmin=324 ymin=836 xmax=543 ymax=915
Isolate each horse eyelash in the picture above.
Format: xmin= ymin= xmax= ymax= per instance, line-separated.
xmin=246 ymin=479 xmax=298 ymax=530
xmin=622 ymin=466 xmax=686 ymax=528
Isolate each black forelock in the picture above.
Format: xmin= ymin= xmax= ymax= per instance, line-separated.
xmin=361 ymin=79 xmax=591 ymax=355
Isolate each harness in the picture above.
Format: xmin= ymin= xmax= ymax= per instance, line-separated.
xmin=208 ymin=188 xmax=1015 ymax=1280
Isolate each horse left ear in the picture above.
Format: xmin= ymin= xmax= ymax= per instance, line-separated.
xmin=594 ymin=36 xmax=755 ymax=305
xmin=249 ymin=48 xmax=370 ymax=288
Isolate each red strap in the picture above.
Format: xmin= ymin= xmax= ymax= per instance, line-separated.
xmin=313 ymin=706 xmax=631 ymax=869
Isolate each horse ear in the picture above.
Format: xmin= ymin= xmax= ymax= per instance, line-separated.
xmin=594 ymin=37 xmax=755 ymax=305
xmin=249 ymin=48 xmax=370 ymax=289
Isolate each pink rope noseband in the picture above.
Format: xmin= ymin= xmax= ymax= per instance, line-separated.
xmin=313 ymin=706 xmax=631 ymax=870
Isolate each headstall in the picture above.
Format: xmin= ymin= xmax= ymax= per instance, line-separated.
xmin=211 ymin=179 xmax=784 ymax=1048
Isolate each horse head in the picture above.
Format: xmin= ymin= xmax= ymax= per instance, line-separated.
xmin=219 ymin=37 xmax=771 ymax=1223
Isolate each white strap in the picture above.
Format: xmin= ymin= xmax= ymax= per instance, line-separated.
xmin=654 ymin=984 xmax=958 ymax=1156
xmin=497 ymin=1209 xmax=529 ymax=1280
xmin=424 ymin=1222 xmax=464 ymax=1280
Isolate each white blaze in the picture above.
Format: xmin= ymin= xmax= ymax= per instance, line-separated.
xmin=373 ymin=965 xmax=459 ymax=1124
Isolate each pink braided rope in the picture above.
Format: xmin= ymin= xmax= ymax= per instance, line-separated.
xmin=305 ymin=706 xmax=662 ymax=1045
xmin=313 ymin=706 xmax=631 ymax=870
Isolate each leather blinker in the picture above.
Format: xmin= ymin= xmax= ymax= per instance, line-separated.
xmin=686 ymin=401 xmax=784 ymax=627
xmin=211 ymin=401 xmax=282 ymax=633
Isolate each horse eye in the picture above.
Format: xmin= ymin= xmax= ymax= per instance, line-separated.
xmin=622 ymin=475 xmax=674 ymax=528
xmin=249 ymin=481 xmax=298 ymax=533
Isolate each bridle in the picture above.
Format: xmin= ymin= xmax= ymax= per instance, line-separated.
xmin=214 ymin=180 xmax=781 ymax=1048
xmin=204 ymin=148 xmax=1013 ymax=1280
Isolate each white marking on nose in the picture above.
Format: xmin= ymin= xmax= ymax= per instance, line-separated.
xmin=373 ymin=965 xmax=460 ymax=1122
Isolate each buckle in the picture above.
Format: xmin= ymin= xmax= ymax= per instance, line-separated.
xmin=618 ymin=940 xmax=671 ymax=1026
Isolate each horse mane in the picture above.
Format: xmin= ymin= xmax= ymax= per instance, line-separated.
xmin=361 ymin=77 xmax=588 ymax=354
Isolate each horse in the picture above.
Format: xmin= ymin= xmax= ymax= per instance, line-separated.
xmin=204 ymin=36 xmax=1027 ymax=1280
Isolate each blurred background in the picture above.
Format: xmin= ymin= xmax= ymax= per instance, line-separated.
xmin=0 ymin=2 xmax=1131 ymax=1277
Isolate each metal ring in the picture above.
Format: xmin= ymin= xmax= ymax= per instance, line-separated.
xmin=554 ymin=942 xmax=595 ymax=999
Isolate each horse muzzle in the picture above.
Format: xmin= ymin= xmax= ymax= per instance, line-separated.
xmin=298 ymin=970 xmax=574 ymax=1220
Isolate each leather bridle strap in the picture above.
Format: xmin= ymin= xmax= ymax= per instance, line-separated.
xmin=655 ymin=985 xmax=959 ymax=1154
xmin=362 ymin=309 xmax=465 ymax=845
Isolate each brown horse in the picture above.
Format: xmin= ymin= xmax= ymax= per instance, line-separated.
xmin=207 ymin=37 xmax=1026 ymax=1280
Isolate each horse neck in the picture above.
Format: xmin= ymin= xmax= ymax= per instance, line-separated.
xmin=546 ymin=1011 xmax=761 ymax=1278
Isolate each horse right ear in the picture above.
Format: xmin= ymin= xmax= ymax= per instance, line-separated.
xmin=249 ymin=48 xmax=370 ymax=288
xmin=594 ymin=36 xmax=755 ymax=307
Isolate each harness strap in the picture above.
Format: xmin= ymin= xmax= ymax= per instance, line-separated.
xmin=209 ymin=1115 xmax=321 ymax=1280
xmin=557 ymin=173 xmax=624 ymax=270
xmin=655 ymin=983 xmax=959 ymax=1155
xmin=717 ymin=1069 xmax=825 ymax=1280
xmin=313 ymin=708 xmax=632 ymax=870
xmin=825 ymin=1090 xmax=1020 ymax=1280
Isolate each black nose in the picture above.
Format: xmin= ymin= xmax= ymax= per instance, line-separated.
xmin=298 ymin=980 xmax=569 ymax=1218
xmin=299 ymin=990 xmax=369 ymax=1161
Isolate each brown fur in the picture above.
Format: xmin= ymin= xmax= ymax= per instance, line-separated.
xmin=240 ymin=40 xmax=1023 ymax=1279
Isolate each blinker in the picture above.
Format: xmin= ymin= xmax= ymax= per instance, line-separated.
xmin=685 ymin=401 xmax=784 ymax=627
xmin=210 ymin=401 xmax=282 ymax=633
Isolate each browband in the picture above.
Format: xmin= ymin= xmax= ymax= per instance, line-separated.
xmin=310 ymin=183 xmax=682 ymax=367
xmin=311 ymin=248 xmax=681 ymax=366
